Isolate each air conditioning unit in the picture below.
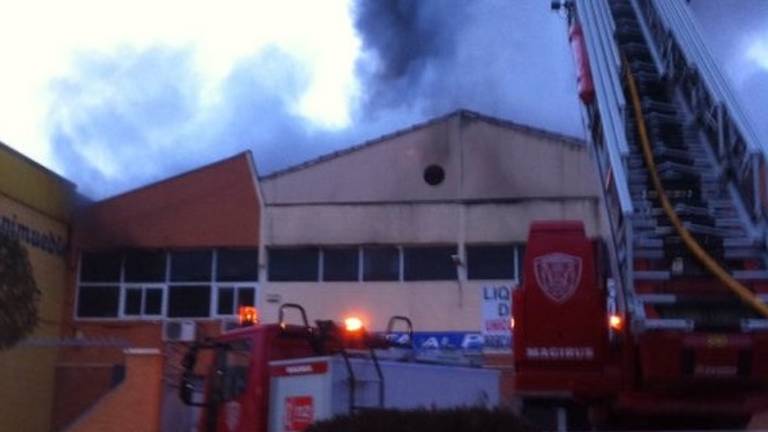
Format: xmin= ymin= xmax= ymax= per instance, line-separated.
xmin=163 ymin=320 xmax=196 ymax=342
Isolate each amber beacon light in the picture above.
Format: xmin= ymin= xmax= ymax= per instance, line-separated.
xmin=344 ymin=316 xmax=364 ymax=332
xmin=608 ymin=314 xmax=623 ymax=332
xmin=239 ymin=306 xmax=260 ymax=326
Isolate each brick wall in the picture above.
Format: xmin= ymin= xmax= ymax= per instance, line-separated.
xmin=65 ymin=349 xmax=163 ymax=432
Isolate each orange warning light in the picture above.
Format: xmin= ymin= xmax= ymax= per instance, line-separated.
xmin=609 ymin=314 xmax=623 ymax=331
xmin=344 ymin=316 xmax=364 ymax=332
xmin=239 ymin=306 xmax=259 ymax=326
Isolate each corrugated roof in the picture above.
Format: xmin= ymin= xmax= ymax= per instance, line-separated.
xmin=260 ymin=109 xmax=584 ymax=181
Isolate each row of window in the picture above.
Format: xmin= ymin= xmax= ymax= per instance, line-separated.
xmin=77 ymin=283 xmax=256 ymax=319
xmin=77 ymin=249 xmax=259 ymax=319
xmin=80 ymin=249 xmax=259 ymax=283
xmin=75 ymin=245 xmax=524 ymax=319
xmin=267 ymin=244 xmax=525 ymax=282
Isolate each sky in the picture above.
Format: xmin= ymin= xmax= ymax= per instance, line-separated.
xmin=0 ymin=0 xmax=766 ymax=199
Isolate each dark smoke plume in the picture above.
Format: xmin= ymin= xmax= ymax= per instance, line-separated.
xmin=46 ymin=1 xmax=765 ymax=199
xmin=353 ymin=0 xmax=470 ymax=112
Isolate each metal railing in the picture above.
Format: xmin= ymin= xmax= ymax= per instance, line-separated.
xmin=575 ymin=0 xmax=636 ymax=315
xmin=640 ymin=0 xmax=766 ymax=222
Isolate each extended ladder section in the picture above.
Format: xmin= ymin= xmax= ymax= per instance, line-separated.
xmin=573 ymin=0 xmax=768 ymax=333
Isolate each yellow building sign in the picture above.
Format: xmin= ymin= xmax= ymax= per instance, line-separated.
xmin=0 ymin=142 xmax=74 ymax=432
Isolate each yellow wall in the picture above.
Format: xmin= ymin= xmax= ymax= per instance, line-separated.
xmin=0 ymin=143 xmax=73 ymax=432
xmin=0 ymin=142 xmax=75 ymax=221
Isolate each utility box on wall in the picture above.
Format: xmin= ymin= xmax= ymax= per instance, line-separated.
xmin=162 ymin=321 xmax=197 ymax=342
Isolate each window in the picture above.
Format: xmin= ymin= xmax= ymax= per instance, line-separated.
xmin=323 ymin=248 xmax=359 ymax=281
xmin=221 ymin=339 xmax=252 ymax=399
xmin=123 ymin=285 xmax=164 ymax=317
xmin=217 ymin=286 xmax=256 ymax=315
xmin=77 ymin=285 xmax=120 ymax=317
xmin=363 ymin=247 xmax=400 ymax=281
xmin=467 ymin=245 xmax=517 ymax=280
xmin=403 ymin=246 xmax=457 ymax=281
xmin=217 ymin=249 xmax=259 ymax=281
xmin=268 ymin=248 xmax=319 ymax=281
xmin=168 ymin=285 xmax=211 ymax=318
xmin=124 ymin=251 xmax=166 ymax=282
xmin=77 ymin=248 xmax=260 ymax=320
xmin=80 ymin=252 xmax=122 ymax=282
xmin=171 ymin=251 xmax=213 ymax=282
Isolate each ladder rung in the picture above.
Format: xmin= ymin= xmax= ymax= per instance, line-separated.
xmin=637 ymin=294 xmax=677 ymax=304
xmin=641 ymin=319 xmax=695 ymax=331
xmin=634 ymin=270 xmax=670 ymax=280
xmin=732 ymin=270 xmax=768 ymax=281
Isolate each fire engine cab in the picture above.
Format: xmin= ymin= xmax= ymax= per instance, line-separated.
xmin=179 ymin=304 xmax=499 ymax=432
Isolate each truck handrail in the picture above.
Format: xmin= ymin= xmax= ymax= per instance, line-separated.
xmin=278 ymin=303 xmax=310 ymax=329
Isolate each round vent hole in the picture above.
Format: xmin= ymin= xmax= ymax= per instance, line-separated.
xmin=423 ymin=165 xmax=445 ymax=186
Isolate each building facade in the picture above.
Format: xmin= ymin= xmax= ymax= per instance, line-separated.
xmin=54 ymin=152 xmax=264 ymax=430
xmin=258 ymin=110 xmax=603 ymax=349
xmin=4 ymin=110 xmax=603 ymax=429
xmin=0 ymin=142 xmax=76 ymax=432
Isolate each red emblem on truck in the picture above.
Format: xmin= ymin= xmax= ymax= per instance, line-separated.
xmin=534 ymin=253 xmax=582 ymax=303
xmin=284 ymin=396 xmax=314 ymax=432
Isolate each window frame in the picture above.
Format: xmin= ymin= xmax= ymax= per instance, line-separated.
xmin=75 ymin=284 xmax=122 ymax=318
xmin=361 ymin=245 xmax=402 ymax=282
xmin=121 ymin=284 xmax=166 ymax=319
xmin=267 ymin=247 xmax=320 ymax=282
xmin=214 ymin=284 xmax=258 ymax=317
xmin=75 ymin=249 xmax=260 ymax=321
xmin=464 ymin=242 xmax=527 ymax=285
xmin=321 ymin=247 xmax=361 ymax=282
xmin=216 ymin=248 xmax=259 ymax=282
xmin=402 ymin=244 xmax=458 ymax=281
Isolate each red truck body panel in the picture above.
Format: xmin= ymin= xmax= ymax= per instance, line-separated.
xmin=513 ymin=221 xmax=620 ymax=397
xmin=200 ymin=325 xmax=316 ymax=432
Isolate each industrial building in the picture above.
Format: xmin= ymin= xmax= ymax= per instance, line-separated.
xmin=258 ymin=110 xmax=601 ymax=343
xmin=2 ymin=110 xmax=601 ymax=430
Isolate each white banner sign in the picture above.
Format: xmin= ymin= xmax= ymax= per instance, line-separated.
xmin=482 ymin=284 xmax=514 ymax=352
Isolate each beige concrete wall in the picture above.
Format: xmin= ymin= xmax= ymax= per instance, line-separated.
xmin=262 ymin=119 xmax=460 ymax=204
xmin=464 ymin=200 xmax=602 ymax=242
xmin=0 ymin=193 xmax=69 ymax=432
xmin=265 ymin=200 xmax=600 ymax=246
xmin=259 ymin=112 xmax=602 ymax=332
xmin=265 ymin=203 xmax=460 ymax=245
xmin=262 ymin=114 xmax=597 ymax=205
xmin=458 ymin=119 xmax=596 ymax=199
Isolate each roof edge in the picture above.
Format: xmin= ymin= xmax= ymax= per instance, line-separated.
xmin=259 ymin=109 xmax=584 ymax=181
xmin=88 ymin=151 xmax=253 ymax=207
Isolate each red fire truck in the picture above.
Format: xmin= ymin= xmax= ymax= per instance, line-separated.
xmin=179 ymin=305 xmax=500 ymax=432
xmin=514 ymin=221 xmax=768 ymax=427
xmin=520 ymin=0 xmax=768 ymax=427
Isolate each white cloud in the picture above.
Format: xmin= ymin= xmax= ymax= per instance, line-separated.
xmin=0 ymin=0 xmax=359 ymax=170
xmin=746 ymin=34 xmax=768 ymax=71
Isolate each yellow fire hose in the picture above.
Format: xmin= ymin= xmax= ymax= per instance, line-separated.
xmin=623 ymin=56 xmax=768 ymax=318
